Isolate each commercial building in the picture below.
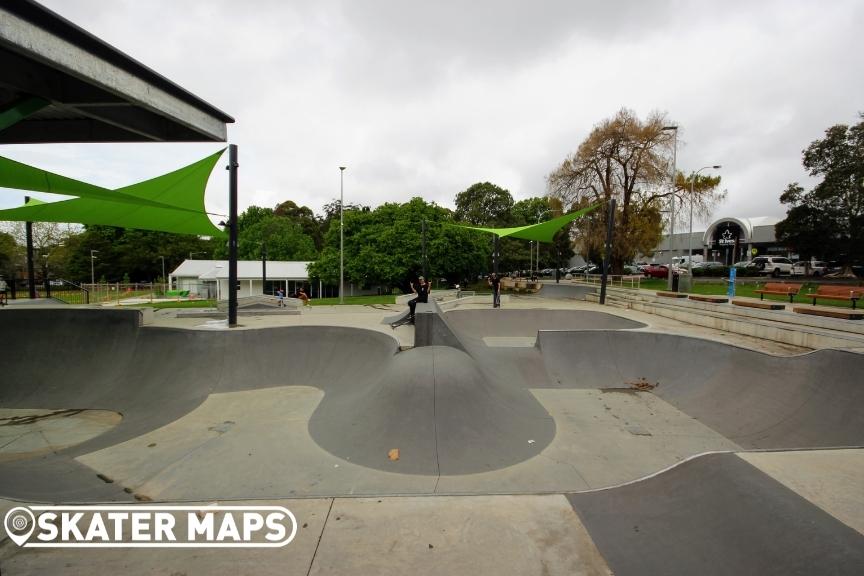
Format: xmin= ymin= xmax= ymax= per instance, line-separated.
xmin=652 ymin=216 xmax=791 ymax=264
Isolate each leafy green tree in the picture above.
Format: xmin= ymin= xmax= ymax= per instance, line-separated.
xmin=0 ymin=231 xmax=19 ymax=280
xmin=547 ymin=108 xmax=723 ymax=272
xmin=308 ymin=197 xmax=488 ymax=291
xmin=776 ymin=114 xmax=864 ymax=267
xmin=212 ymin=204 xmax=321 ymax=262
xmin=275 ymin=200 xmax=323 ymax=250
xmin=63 ymin=226 xmax=213 ymax=283
xmin=454 ymin=182 xmax=514 ymax=226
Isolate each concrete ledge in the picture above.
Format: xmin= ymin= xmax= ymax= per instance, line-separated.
xmin=793 ymin=306 xmax=864 ymax=320
xmin=688 ymin=295 xmax=729 ymax=304
xmin=414 ymin=300 xmax=465 ymax=351
xmin=733 ymin=299 xmax=785 ymax=310
xmin=657 ymin=291 xmax=688 ymax=298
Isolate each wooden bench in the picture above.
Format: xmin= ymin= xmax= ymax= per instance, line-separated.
xmin=656 ymin=291 xmax=687 ymax=298
xmin=808 ymin=285 xmax=863 ymax=309
xmin=688 ymin=295 xmax=729 ymax=304
xmin=733 ymin=299 xmax=785 ymax=310
xmin=753 ymin=282 xmax=801 ymax=303
xmin=793 ymin=306 xmax=864 ymax=320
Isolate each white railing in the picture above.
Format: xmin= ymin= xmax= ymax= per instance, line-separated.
xmin=571 ymin=274 xmax=642 ymax=290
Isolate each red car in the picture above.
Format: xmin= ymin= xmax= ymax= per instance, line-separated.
xmin=642 ymin=264 xmax=670 ymax=279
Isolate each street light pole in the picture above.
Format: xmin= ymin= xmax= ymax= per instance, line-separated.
xmin=90 ymin=249 xmax=99 ymax=286
xmin=535 ymin=209 xmax=553 ymax=276
xmin=339 ymin=166 xmax=346 ymax=304
xmin=688 ymin=165 xmax=722 ymax=269
xmin=662 ymin=126 xmax=678 ymax=290
xmin=159 ymin=256 xmax=166 ymax=287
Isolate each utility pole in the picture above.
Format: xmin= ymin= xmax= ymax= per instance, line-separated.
xmin=339 ymin=166 xmax=346 ymax=304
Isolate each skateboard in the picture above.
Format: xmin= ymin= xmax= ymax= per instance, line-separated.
xmin=390 ymin=315 xmax=414 ymax=329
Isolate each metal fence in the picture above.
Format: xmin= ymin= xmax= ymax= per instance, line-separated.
xmin=572 ymin=274 xmax=642 ymax=290
xmin=6 ymin=278 xmax=90 ymax=304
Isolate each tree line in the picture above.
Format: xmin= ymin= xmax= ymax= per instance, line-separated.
xmin=2 ymin=109 xmax=859 ymax=288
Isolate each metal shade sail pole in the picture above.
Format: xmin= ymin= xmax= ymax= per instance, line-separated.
xmin=228 ymin=144 xmax=239 ymax=327
xmin=261 ymin=242 xmax=267 ymax=295
xmin=25 ymin=196 xmax=35 ymax=298
xmin=599 ymin=199 xmax=616 ymax=305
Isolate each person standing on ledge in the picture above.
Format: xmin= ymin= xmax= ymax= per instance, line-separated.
xmin=488 ymin=272 xmax=501 ymax=308
xmin=408 ymin=276 xmax=430 ymax=323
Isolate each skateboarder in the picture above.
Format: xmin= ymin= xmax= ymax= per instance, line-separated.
xmin=408 ymin=276 xmax=430 ymax=322
xmin=276 ymin=288 xmax=285 ymax=307
xmin=392 ymin=276 xmax=430 ymax=328
xmin=488 ymin=272 xmax=501 ymax=308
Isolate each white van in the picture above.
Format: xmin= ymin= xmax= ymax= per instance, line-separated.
xmin=672 ymin=255 xmax=704 ymax=266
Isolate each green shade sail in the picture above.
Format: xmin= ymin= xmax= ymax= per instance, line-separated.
xmin=454 ymin=203 xmax=600 ymax=242
xmin=0 ymin=149 xmax=226 ymax=237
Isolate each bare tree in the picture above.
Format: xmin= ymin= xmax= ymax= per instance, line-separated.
xmin=547 ymin=108 xmax=723 ymax=270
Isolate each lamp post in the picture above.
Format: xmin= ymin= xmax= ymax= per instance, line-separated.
xmin=90 ymin=249 xmax=99 ymax=286
xmin=339 ymin=166 xmax=346 ymax=304
xmin=688 ymin=165 xmax=722 ymax=269
xmin=662 ymin=125 xmax=678 ymax=290
xmin=535 ymin=209 xmax=554 ymax=276
xmin=159 ymin=256 xmax=166 ymax=290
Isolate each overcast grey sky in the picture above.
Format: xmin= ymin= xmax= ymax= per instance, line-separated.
xmin=3 ymin=0 xmax=862 ymax=229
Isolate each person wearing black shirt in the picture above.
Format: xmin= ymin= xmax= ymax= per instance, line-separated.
xmin=408 ymin=276 xmax=430 ymax=322
xmin=488 ymin=272 xmax=501 ymax=308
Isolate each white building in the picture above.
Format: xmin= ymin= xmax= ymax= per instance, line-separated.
xmin=169 ymin=260 xmax=311 ymax=300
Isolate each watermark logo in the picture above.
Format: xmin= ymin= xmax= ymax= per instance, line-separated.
xmin=3 ymin=505 xmax=297 ymax=548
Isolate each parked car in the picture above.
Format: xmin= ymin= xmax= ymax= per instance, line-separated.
xmin=693 ymin=261 xmax=725 ymax=271
xmin=748 ymin=256 xmax=794 ymax=277
xmin=792 ymin=260 xmax=830 ymax=277
xmin=643 ymin=264 xmax=670 ymax=279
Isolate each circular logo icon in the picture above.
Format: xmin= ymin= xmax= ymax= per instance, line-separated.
xmin=4 ymin=507 xmax=36 ymax=546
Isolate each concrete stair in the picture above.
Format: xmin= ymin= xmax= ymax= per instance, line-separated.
xmin=586 ymin=287 xmax=864 ymax=349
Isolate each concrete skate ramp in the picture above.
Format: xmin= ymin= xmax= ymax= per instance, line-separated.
xmin=539 ymin=330 xmax=864 ymax=449
xmin=0 ymin=308 xmax=557 ymax=499
xmin=568 ymin=453 xmax=864 ymax=576
xmin=444 ymin=309 xmax=644 ymax=340
xmin=0 ymin=308 xmax=401 ymax=500
xmin=308 ymin=345 xmax=555 ymax=475
xmin=531 ymin=283 xmax=596 ymax=299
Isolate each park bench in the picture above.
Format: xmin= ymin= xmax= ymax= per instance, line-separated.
xmin=793 ymin=306 xmax=864 ymax=320
xmin=656 ymin=291 xmax=687 ymax=298
xmin=688 ymin=295 xmax=729 ymax=304
xmin=753 ymin=282 xmax=801 ymax=303
xmin=732 ymin=299 xmax=785 ymax=310
xmin=808 ymin=285 xmax=863 ymax=309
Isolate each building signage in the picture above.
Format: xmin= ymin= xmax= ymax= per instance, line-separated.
xmin=717 ymin=228 xmax=736 ymax=246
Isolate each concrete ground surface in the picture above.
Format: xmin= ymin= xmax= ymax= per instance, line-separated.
xmin=1 ymin=286 xmax=862 ymax=574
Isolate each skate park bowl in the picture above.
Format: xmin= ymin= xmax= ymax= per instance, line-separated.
xmin=0 ymin=307 xmax=862 ymax=503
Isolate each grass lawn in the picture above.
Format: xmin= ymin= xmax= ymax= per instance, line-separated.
xmin=148 ymin=300 xmax=216 ymax=309
xmin=310 ymin=295 xmax=396 ymax=306
xmin=639 ymin=278 xmax=859 ymax=308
